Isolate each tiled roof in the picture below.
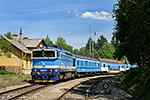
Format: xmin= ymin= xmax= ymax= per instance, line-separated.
xmin=4 ymin=38 xmax=31 ymax=54
xmin=22 ymin=38 xmax=44 ymax=48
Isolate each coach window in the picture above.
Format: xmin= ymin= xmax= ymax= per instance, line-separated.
xmin=77 ymin=61 xmax=79 ymax=66
xmin=127 ymin=66 xmax=128 ymax=68
xmin=122 ymin=66 xmax=124 ymax=68
xmin=104 ymin=64 xmax=105 ymax=67
xmin=86 ymin=61 xmax=88 ymax=66
xmin=92 ymin=62 xmax=94 ymax=67
xmin=95 ymin=62 xmax=96 ymax=67
xmin=99 ymin=63 xmax=101 ymax=67
xmin=82 ymin=61 xmax=83 ymax=66
xmin=89 ymin=62 xmax=91 ymax=67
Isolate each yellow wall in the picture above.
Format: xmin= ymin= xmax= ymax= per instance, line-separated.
xmin=0 ymin=46 xmax=33 ymax=74
xmin=0 ymin=56 xmax=20 ymax=66
xmin=0 ymin=39 xmax=46 ymax=74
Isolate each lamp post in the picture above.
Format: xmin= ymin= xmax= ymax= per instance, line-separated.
xmin=92 ymin=32 xmax=96 ymax=57
xmin=89 ymin=25 xmax=92 ymax=54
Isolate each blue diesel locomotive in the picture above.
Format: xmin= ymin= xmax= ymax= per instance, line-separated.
xmin=31 ymin=46 xmax=76 ymax=82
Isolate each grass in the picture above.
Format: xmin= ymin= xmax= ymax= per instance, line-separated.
xmin=0 ymin=70 xmax=32 ymax=89
xmin=119 ymin=67 xmax=150 ymax=100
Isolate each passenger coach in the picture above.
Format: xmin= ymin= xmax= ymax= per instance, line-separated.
xmin=75 ymin=55 xmax=101 ymax=76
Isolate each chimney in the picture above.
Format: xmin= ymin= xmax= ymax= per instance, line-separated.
xmin=23 ymin=37 xmax=28 ymax=39
xmin=12 ymin=34 xmax=18 ymax=40
xmin=19 ymin=28 xmax=22 ymax=42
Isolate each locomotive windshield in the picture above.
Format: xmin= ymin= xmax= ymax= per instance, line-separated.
xmin=33 ymin=50 xmax=55 ymax=58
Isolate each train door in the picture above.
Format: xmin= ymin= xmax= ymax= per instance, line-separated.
xmin=118 ymin=66 xmax=120 ymax=73
xmin=108 ymin=65 xmax=110 ymax=73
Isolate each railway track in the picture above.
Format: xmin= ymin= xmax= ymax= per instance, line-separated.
xmin=57 ymin=77 xmax=107 ymax=100
xmin=0 ymin=74 xmax=121 ymax=100
xmin=0 ymin=83 xmax=53 ymax=100
xmin=24 ymin=75 xmax=116 ymax=100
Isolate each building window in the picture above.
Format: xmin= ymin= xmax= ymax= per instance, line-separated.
xmin=26 ymin=60 xmax=28 ymax=69
xmin=82 ymin=61 xmax=83 ymax=66
xmin=30 ymin=60 xmax=32 ymax=69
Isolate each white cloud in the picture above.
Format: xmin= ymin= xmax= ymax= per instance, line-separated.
xmin=74 ymin=9 xmax=78 ymax=13
xmin=67 ymin=10 xmax=70 ymax=14
xmin=77 ymin=11 xmax=114 ymax=21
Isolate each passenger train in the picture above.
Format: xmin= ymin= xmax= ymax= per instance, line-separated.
xmin=31 ymin=46 xmax=138 ymax=82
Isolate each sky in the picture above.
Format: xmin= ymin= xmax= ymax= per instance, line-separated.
xmin=0 ymin=0 xmax=118 ymax=49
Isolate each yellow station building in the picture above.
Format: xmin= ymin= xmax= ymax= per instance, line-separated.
xmin=0 ymin=29 xmax=47 ymax=74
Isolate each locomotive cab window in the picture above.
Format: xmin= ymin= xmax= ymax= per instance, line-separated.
xmin=33 ymin=51 xmax=43 ymax=57
xmin=82 ymin=61 xmax=83 ymax=66
xmin=33 ymin=50 xmax=55 ymax=58
xmin=44 ymin=51 xmax=55 ymax=57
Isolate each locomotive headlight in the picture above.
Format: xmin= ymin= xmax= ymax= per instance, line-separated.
xmin=31 ymin=72 xmax=36 ymax=76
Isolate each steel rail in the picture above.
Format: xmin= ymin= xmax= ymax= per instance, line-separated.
xmin=9 ymin=84 xmax=53 ymax=100
xmin=0 ymin=84 xmax=38 ymax=95
xmin=56 ymin=77 xmax=102 ymax=100
xmin=85 ymin=79 xmax=100 ymax=100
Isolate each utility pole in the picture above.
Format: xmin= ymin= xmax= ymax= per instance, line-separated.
xmin=89 ymin=25 xmax=92 ymax=54
xmin=92 ymin=32 xmax=96 ymax=57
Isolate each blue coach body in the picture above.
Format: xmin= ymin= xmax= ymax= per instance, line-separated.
xmin=75 ymin=55 xmax=101 ymax=73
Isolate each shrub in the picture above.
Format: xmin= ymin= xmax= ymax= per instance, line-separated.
xmin=0 ymin=70 xmax=16 ymax=75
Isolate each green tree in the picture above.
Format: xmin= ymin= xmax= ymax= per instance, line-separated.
xmin=55 ymin=37 xmax=73 ymax=53
xmin=0 ymin=35 xmax=12 ymax=58
xmin=45 ymin=35 xmax=53 ymax=46
xmin=4 ymin=31 xmax=12 ymax=39
xmin=73 ymin=49 xmax=78 ymax=54
xmin=113 ymin=0 xmax=150 ymax=68
xmin=98 ymin=42 xmax=115 ymax=59
xmin=85 ymin=37 xmax=92 ymax=51
xmin=55 ymin=37 xmax=66 ymax=49
xmin=95 ymin=35 xmax=108 ymax=51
